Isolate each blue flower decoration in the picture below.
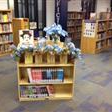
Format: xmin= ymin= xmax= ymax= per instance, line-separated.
xmin=43 ymin=23 xmax=68 ymax=37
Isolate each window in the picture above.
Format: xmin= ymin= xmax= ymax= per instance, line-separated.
xmin=14 ymin=0 xmax=46 ymax=36
xmin=81 ymin=0 xmax=96 ymax=19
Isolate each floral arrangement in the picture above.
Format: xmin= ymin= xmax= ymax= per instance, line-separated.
xmin=11 ymin=44 xmax=34 ymax=61
xmin=67 ymin=42 xmax=81 ymax=59
xmin=11 ymin=23 xmax=81 ymax=61
xmin=43 ymin=23 xmax=68 ymax=42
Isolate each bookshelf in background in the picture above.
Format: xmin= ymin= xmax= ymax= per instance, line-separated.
xmin=67 ymin=11 xmax=85 ymax=42
xmin=81 ymin=19 xmax=112 ymax=54
xmin=0 ymin=10 xmax=13 ymax=56
xmin=17 ymin=53 xmax=75 ymax=101
xmin=12 ymin=18 xmax=29 ymax=46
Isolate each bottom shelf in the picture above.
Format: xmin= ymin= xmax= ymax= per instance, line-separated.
xmin=19 ymin=93 xmax=72 ymax=101
xmin=19 ymin=84 xmax=73 ymax=101
xmin=0 ymin=51 xmax=11 ymax=57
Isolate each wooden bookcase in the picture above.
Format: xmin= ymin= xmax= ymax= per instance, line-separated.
xmin=81 ymin=19 xmax=112 ymax=54
xmin=12 ymin=18 xmax=29 ymax=46
xmin=0 ymin=10 xmax=13 ymax=56
xmin=17 ymin=53 xmax=75 ymax=101
xmin=67 ymin=11 xmax=85 ymax=41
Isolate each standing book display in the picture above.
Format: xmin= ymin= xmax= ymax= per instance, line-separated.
xmin=11 ymin=24 xmax=81 ymax=101
xmin=81 ymin=19 xmax=112 ymax=54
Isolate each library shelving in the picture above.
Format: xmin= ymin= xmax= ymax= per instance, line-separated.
xmin=67 ymin=11 xmax=85 ymax=41
xmin=12 ymin=18 xmax=29 ymax=46
xmin=81 ymin=19 xmax=112 ymax=54
xmin=0 ymin=10 xmax=13 ymax=56
xmin=17 ymin=53 xmax=75 ymax=101
xmin=99 ymin=12 xmax=112 ymax=20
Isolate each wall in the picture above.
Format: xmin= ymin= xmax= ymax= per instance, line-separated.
xmin=68 ymin=0 xmax=111 ymax=13
xmin=96 ymin=0 xmax=111 ymax=13
xmin=46 ymin=0 xmax=55 ymax=27
xmin=68 ymin=0 xmax=81 ymax=11
xmin=0 ymin=0 xmax=8 ymax=9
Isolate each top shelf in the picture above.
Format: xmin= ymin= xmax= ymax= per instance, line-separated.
xmin=0 ymin=21 xmax=12 ymax=24
xmin=18 ymin=63 xmax=74 ymax=67
xmin=0 ymin=10 xmax=11 ymax=12
xmin=68 ymin=18 xmax=82 ymax=20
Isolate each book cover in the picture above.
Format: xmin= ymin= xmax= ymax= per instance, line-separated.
xmin=57 ymin=69 xmax=64 ymax=82
xmin=47 ymin=85 xmax=55 ymax=96
xmin=3 ymin=14 xmax=8 ymax=22
xmin=27 ymin=68 xmax=32 ymax=83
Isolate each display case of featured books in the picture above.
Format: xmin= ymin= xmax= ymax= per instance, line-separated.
xmin=0 ymin=10 xmax=13 ymax=56
xmin=18 ymin=57 xmax=75 ymax=101
xmin=11 ymin=23 xmax=81 ymax=101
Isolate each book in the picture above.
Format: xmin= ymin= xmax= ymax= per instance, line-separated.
xmin=3 ymin=14 xmax=8 ymax=22
xmin=27 ymin=68 xmax=32 ymax=82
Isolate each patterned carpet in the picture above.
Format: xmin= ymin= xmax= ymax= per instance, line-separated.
xmin=0 ymin=49 xmax=112 ymax=112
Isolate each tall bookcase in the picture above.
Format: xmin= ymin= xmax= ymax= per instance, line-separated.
xmin=0 ymin=10 xmax=13 ymax=56
xmin=67 ymin=11 xmax=85 ymax=42
xmin=81 ymin=19 xmax=112 ymax=54
xmin=17 ymin=54 xmax=75 ymax=101
xmin=12 ymin=18 xmax=29 ymax=46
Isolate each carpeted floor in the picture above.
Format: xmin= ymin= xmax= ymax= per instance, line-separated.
xmin=0 ymin=49 xmax=112 ymax=112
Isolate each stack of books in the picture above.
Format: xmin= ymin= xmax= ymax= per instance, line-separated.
xmin=27 ymin=68 xmax=64 ymax=83
xmin=20 ymin=85 xmax=55 ymax=98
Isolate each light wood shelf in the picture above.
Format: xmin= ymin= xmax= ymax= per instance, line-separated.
xmin=0 ymin=10 xmax=13 ymax=56
xmin=0 ymin=51 xmax=11 ymax=57
xmin=17 ymin=53 xmax=75 ymax=101
xmin=19 ymin=93 xmax=72 ymax=101
xmin=0 ymin=41 xmax=13 ymax=45
xmin=81 ymin=19 xmax=112 ymax=54
xmin=0 ymin=31 xmax=12 ymax=34
xmin=19 ymin=78 xmax=73 ymax=85
xmin=18 ymin=63 xmax=74 ymax=67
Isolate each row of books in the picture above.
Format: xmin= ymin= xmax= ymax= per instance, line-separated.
xmin=76 ymin=26 xmax=81 ymax=32
xmin=0 ymin=44 xmax=11 ymax=53
xmin=0 ymin=24 xmax=12 ymax=33
xmin=108 ymin=22 xmax=112 ymax=29
xmin=0 ymin=13 xmax=12 ymax=22
xmin=68 ymin=13 xmax=83 ymax=19
xmin=67 ymin=20 xmax=75 ymax=26
xmin=98 ymin=23 xmax=106 ymax=31
xmin=96 ymin=41 xmax=105 ymax=49
xmin=67 ymin=20 xmax=82 ymax=27
xmin=27 ymin=68 xmax=64 ymax=83
xmin=67 ymin=27 xmax=74 ymax=33
xmin=68 ymin=33 xmax=75 ymax=39
xmin=107 ymin=38 xmax=112 ymax=46
xmin=98 ymin=33 xmax=106 ymax=39
xmin=20 ymin=85 xmax=55 ymax=98
xmin=0 ymin=34 xmax=13 ymax=42
xmin=108 ymin=30 xmax=112 ymax=37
